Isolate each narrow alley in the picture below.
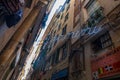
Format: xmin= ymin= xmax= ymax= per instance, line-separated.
xmin=0 ymin=0 xmax=120 ymax=80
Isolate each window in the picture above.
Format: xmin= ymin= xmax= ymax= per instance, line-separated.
xmin=62 ymin=25 xmax=67 ymax=35
xmin=52 ymin=20 xmax=56 ymax=26
xmin=58 ymin=23 xmax=61 ymax=31
xmin=86 ymin=0 xmax=100 ymax=16
xmin=49 ymin=56 xmax=52 ymax=66
xmin=25 ymin=0 xmax=33 ymax=8
xmin=51 ymin=54 xmax=56 ymax=65
xmin=62 ymin=44 xmax=67 ymax=59
xmin=54 ymin=49 xmax=60 ymax=63
xmin=61 ymin=14 xmax=63 ymax=19
xmin=92 ymin=32 xmax=112 ymax=52
xmin=56 ymin=14 xmax=60 ymax=18
xmin=85 ymin=0 xmax=104 ymax=28
xmin=54 ymin=35 xmax=58 ymax=46
xmin=66 ymin=4 xmax=70 ymax=11
xmin=30 ymin=26 xmax=34 ymax=33
xmin=53 ymin=30 xmax=56 ymax=37
xmin=70 ymin=45 xmax=85 ymax=73
xmin=64 ymin=13 xmax=69 ymax=22
xmin=51 ymin=30 xmax=54 ymax=37
xmin=75 ymin=14 xmax=80 ymax=23
xmin=45 ymin=57 xmax=51 ymax=70
xmin=48 ymin=45 xmax=51 ymax=52
xmin=87 ymin=7 xmax=104 ymax=27
xmin=61 ymin=5 xmax=65 ymax=11
xmin=10 ymin=58 xmax=16 ymax=69
xmin=66 ymin=0 xmax=70 ymax=3
xmin=58 ymin=49 xmax=62 ymax=61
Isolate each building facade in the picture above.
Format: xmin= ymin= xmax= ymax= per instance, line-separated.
xmin=32 ymin=0 xmax=120 ymax=80
xmin=0 ymin=0 xmax=52 ymax=80
xmin=69 ymin=0 xmax=120 ymax=80
xmin=32 ymin=0 xmax=73 ymax=80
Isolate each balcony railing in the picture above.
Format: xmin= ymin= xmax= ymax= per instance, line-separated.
xmin=87 ymin=7 xmax=104 ymax=28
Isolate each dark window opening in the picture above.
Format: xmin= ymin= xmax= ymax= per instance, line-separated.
xmin=62 ymin=43 xmax=67 ymax=59
xmin=55 ymin=49 xmax=60 ymax=63
xmin=64 ymin=13 xmax=69 ymax=22
xmin=66 ymin=4 xmax=70 ymax=11
xmin=62 ymin=25 xmax=67 ymax=35
xmin=92 ymin=32 xmax=113 ymax=52
xmin=58 ymin=23 xmax=61 ymax=31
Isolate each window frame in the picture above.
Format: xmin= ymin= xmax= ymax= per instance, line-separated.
xmin=61 ymin=43 xmax=68 ymax=60
xmin=64 ymin=13 xmax=69 ymax=22
xmin=62 ymin=24 xmax=67 ymax=35
xmin=92 ymin=32 xmax=113 ymax=53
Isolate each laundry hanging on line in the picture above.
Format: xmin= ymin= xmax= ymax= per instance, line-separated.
xmin=0 ymin=0 xmax=23 ymax=28
xmin=5 ymin=9 xmax=23 ymax=28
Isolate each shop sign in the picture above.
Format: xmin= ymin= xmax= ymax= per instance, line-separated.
xmin=91 ymin=46 xmax=120 ymax=80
